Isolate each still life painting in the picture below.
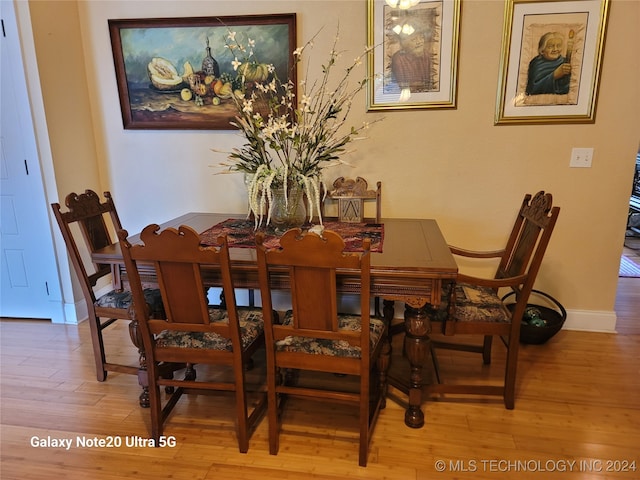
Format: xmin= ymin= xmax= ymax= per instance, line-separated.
xmin=108 ymin=14 xmax=296 ymax=130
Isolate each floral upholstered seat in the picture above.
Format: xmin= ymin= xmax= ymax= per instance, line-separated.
xmin=155 ymin=308 xmax=264 ymax=350
xmin=275 ymin=311 xmax=386 ymax=358
xmin=426 ymin=283 xmax=511 ymax=324
xmin=95 ymin=288 xmax=164 ymax=317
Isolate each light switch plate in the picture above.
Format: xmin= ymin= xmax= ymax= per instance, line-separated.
xmin=570 ymin=147 xmax=594 ymax=168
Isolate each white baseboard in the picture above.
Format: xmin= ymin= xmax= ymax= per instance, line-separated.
xmin=559 ymin=308 xmax=617 ymax=333
xmin=385 ymin=303 xmax=619 ymax=334
xmin=381 ymin=301 xmax=619 ymax=334
xmin=59 ymin=297 xmax=90 ymax=325
xmin=64 ymin=288 xmax=619 ymax=333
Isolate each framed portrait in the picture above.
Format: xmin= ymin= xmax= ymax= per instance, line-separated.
xmin=366 ymin=0 xmax=461 ymax=111
xmin=495 ymin=0 xmax=609 ymax=125
xmin=108 ymin=14 xmax=296 ymax=130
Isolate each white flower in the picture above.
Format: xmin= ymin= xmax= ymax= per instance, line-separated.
xmin=242 ymin=99 xmax=253 ymax=114
xmin=231 ymin=58 xmax=242 ymax=71
xmin=300 ymin=94 xmax=311 ymax=112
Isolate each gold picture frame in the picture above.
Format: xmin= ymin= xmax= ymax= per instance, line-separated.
xmin=495 ymin=0 xmax=609 ymax=125
xmin=366 ymin=0 xmax=461 ymax=111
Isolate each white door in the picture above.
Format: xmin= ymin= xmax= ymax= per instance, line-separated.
xmin=0 ymin=1 xmax=64 ymax=322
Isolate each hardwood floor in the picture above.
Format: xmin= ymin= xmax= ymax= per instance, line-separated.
xmin=618 ymin=237 xmax=640 ymax=335
xmin=1 ymin=280 xmax=638 ymax=479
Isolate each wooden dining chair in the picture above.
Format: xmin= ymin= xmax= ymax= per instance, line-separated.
xmin=322 ymin=176 xmax=382 ymax=224
xmin=423 ymin=191 xmax=560 ymax=409
xmin=321 ymin=176 xmax=386 ymax=318
xmin=117 ymin=224 xmax=267 ymax=453
xmin=256 ymin=228 xmax=389 ymax=467
xmin=51 ymin=190 xmax=164 ymax=391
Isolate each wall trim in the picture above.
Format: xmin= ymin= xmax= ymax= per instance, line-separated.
xmin=562 ymin=308 xmax=618 ymax=333
xmin=70 ymin=289 xmax=619 ymax=332
xmin=59 ymin=300 xmax=84 ymax=325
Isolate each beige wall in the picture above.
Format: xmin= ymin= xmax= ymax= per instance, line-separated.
xmin=26 ymin=0 xmax=640 ymax=330
xmin=28 ymin=0 xmax=100 ymax=198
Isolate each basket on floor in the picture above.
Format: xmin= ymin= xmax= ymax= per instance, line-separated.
xmin=502 ymin=290 xmax=566 ymax=345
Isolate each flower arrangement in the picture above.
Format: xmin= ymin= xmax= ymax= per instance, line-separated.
xmin=215 ymin=26 xmax=380 ymax=228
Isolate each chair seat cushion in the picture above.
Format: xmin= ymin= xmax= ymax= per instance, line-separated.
xmin=427 ymin=283 xmax=511 ymax=323
xmin=275 ymin=311 xmax=386 ymax=358
xmin=96 ymin=288 xmax=164 ymax=316
xmin=155 ymin=308 xmax=264 ymax=350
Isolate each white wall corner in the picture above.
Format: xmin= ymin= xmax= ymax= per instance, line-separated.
xmin=562 ymin=309 xmax=618 ymax=333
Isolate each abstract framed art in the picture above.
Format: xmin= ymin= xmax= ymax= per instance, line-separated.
xmin=366 ymin=0 xmax=461 ymax=111
xmin=108 ymin=14 xmax=296 ymax=130
xmin=495 ymin=0 xmax=609 ymax=125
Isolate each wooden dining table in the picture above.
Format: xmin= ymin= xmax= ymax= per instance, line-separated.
xmin=92 ymin=212 xmax=458 ymax=428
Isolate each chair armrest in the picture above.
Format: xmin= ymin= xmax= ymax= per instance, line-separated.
xmin=456 ymin=272 xmax=528 ymax=289
xmin=449 ymin=245 xmax=506 ymax=258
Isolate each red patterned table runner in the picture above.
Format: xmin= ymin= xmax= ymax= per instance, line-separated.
xmin=199 ymin=218 xmax=384 ymax=252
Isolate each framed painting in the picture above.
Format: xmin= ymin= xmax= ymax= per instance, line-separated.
xmin=495 ymin=0 xmax=609 ymax=125
xmin=108 ymin=14 xmax=296 ymax=130
xmin=366 ymin=0 xmax=461 ymax=111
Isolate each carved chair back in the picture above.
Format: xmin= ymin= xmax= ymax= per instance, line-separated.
xmin=52 ymin=190 xmax=123 ymax=302
xmin=496 ymin=191 xmax=561 ymax=301
xmin=257 ymin=229 xmax=371 ymax=363
xmin=323 ymin=177 xmax=382 ymax=223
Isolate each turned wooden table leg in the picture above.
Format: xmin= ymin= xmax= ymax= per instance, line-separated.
xmin=382 ymin=299 xmax=395 ymax=323
xmin=402 ymin=303 xmax=432 ymax=428
xmin=383 ymin=299 xmax=398 ymax=339
xmin=378 ymin=335 xmax=391 ymax=409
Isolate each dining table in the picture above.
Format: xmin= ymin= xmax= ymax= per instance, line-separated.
xmin=92 ymin=212 xmax=458 ymax=428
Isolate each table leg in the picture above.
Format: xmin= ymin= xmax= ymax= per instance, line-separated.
xmin=402 ymin=303 xmax=432 ymax=428
xmin=384 ymin=299 xmax=406 ymax=342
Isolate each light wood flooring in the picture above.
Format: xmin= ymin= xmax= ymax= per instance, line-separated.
xmin=618 ymin=236 xmax=640 ymax=335
xmin=1 ymin=273 xmax=639 ymax=479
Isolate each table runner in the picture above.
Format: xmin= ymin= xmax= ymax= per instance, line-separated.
xmin=199 ymin=218 xmax=384 ymax=252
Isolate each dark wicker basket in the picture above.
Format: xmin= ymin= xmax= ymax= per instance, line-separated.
xmin=502 ymin=290 xmax=566 ymax=345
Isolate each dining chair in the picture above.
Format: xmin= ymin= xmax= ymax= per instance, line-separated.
xmin=51 ymin=190 xmax=165 ymax=392
xmin=117 ymin=224 xmax=267 ymax=453
xmin=423 ymin=191 xmax=560 ymax=409
xmin=321 ymin=176 xmax=387 ymax=319
xmin=256 ymin=228 xmax=389 ymax=467
xmin=322 ymin=176 xmax=382 ymax=224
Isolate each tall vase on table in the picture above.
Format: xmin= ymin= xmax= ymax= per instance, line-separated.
xmin=212 ymin=27 xmax=382 ymax=230
xmin=270 ymin=182 xmax=306 ymax=233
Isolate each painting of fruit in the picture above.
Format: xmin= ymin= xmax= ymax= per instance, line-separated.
xmin=147 ymin=57 xmax=184 ymax=90
xmin=109 ymin=14 xmax=296 ymax=129
xmin=237 ymin=62 xmax=270 ymax=83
